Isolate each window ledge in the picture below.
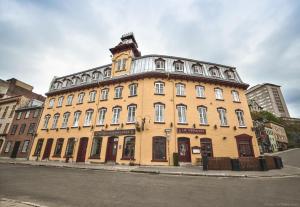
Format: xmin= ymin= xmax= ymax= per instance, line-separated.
xmin=76 ymin=103 xmax=83 ymax=105
xmin=89 ymin=155 xmax=101 ymax=159
xmin=56 ymin=106 xmax=62 ymax=108
xmin=177 ymin=123 xmax=188 ymax=125
xmin=151 ymin=159 xmax=168 ymax=162
xmin=96 ymin=124 xmax=105 ymax=127
xmin=113 ymin=97 xmax=123 ymax=100
xmin=100 ymin=99 xmax=108 ymax=102
xmin=176 ymin=95 xmax=186 ymax=97
xmin=233 ymin=101 xmax=241 ymax=103
xmin=239 ymin=126 xmax=247 ymax=128
xmin=110 ymin=123 xmax=120 ymax=126
xmin=65 ymin=104 xmax=72 ymax=106
xmin=52 ymin=155 xmax=61 ymax=158
xmin=47 ymin=107 xmax=53 ymax=109
xmin=154 ymin=122 xmax=165 ymax=124
xmin=121 ymin=158 xmax=136 ymax=161
xmin=71 ymin=126 xmax=79 ymax=128
xmin=154 ymin=93 xmax=165 ymax=96
xmin=128 ymin=95 xmax=137 ymax=98
xmin=196 ymin=97 xmax=206 ymax=99
xmin=220 ymin=125 xmax=230 ymax=128
xmin=216 ymin=99 xmax=225 ymax=101
xmin=83 ymin=125 xmax=91 ymax=128
xmin=199 ymin=124 xmax=210 ymax=126
xmin=126 ymin=122 xmax=136 ymax=125
xmin=88 ymin=101 xmax=95 ymax=103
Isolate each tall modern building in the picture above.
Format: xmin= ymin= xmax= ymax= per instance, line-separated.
xmin=29 ymin=33 xmax=259 ymax=166
xmin=245 ymin=83 xmax=290 ymax=118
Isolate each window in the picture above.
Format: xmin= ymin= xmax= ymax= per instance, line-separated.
xmin=129 ymin=84 xmax=137 ymax=96
xmin=104 ymin=68 xmax=111 ymax=78
xmin=2 ymin=106 xmax=9 ymax=118
xmin=154 ymin=82 xmax=164 ymax=95
xmin=193 ymin=64 xmax=204 ymax=75
xmin=225 ymin=70 xmax=235 ymax=80
xmin=90 ymin=137 xmax=102 ymax=158
xmin=209 ymin=67 xmax=220 ymax=77
xmin=154 ymin=103 xmax=164 ymax=123
xmin=152 ymin=137 xmax=166 ymax=161
xmin=57 ymin=96 xmax=64 ymax=107
xmin=9 ymin=105 xmax=16 ymax=118
xmin=53 ymin=138 xmax=64 ymax=157
xmin=196 ymin=85 xmax=205 ymax=98
xmin=73 ymin=111 xmax=81 ymax=127
xmin=217 ymin=108 xmax=228 ymax=126
xmin=112 ymin=107 xmax=121 ymax=124
xmin=62 ymin=112 xmax=70 ymax=128
xmin=127 ymin=105 xmax=136 ymax=123
xmin=176 ymin=83 xmax=185 ymax=96
xmin=84 ymin=109 xmax=93 ymax=126
xmin=122 ymin=136 xmax=135 ymax=159
xmin=10 ymin=125 xmax=18 ymax=135
xmin=114 ymin=87 xmax=123 ymax=99
xmin=116 ymin=59 xmax=127 ymax=71
xmin=27 ymin=123 xmax=36 ymax=134
xmin=101 ymin=89 xmax=109 ymax=100
xmin=89 ymin=91 xmax=96 ymax=102
xmin=33 ymin=109 xmax=40 ymax=118
xmin=232 ymin=90 xmax=240 ymax=102
xmin=65 ymin=138 xmax=75 ymax=157
xmin=51 ymin=113 xmax=60 ymax=129
xmin=33 ymin=139 xmax=44 ymax=156
xmin=49 ymin=98 xmax=55 ymax=108
xmin=92 ymin=71 xmax=100 ymax=80
xmin=215 ymin=88 xmax=223 ymax=100
xmin=43 ymin=115 xmax=50 ymax=129
xmin=81 ymin=74 xmax=88 ymax=83
xmin=25 ymin=111 xmax=30 ymax=119
xmin=77 ymin=92 xmax=85 ymax=104
xmin=72 ymin=77 xmax=80 ymax=85
xmin=198 ymin=106 xmax=208 ymax=125
xmin=155 ymin=59 xmax=165 ymax=70
xmin=174 ymin=61 xmax=184 ymax=72
xmin=4 ymin=141 xmax=12 ymax=153
xmin=200 ymin=138 xmax=213 ymax=157
xmin=177 ymin=105 xmax=187 ymax=124
xmin=3 ymin=123 xmax=9 ymax=134
xmin=19 ymin=124 xmax=26 ymax=135
xmin=16 ymin=112 xmax=22 ymax=120
xmin=21 ymin=140 xmax=30 ymax=153
xmin=97 ymin=108 xmax=107 ymax=125
xmin=66 ymin=95 xmax=73 ymax=105
xmin=236 ymin=110 xmax=246 ymax=127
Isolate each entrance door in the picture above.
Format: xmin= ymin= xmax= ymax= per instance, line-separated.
xmin=105 ymin=137 xmax=118 ymax=162
xmin=76 ymin=137 xmax=88 ymax=162
xmin=11 ymin=141 xmax=21 ymax=158
xmin=42 ymin=139 xmax=53 ymax=160
xmin=178 ymin=138 xmax=191 ymax=162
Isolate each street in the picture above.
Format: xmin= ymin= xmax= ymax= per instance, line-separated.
xmin=1 ymin=149 xmax=300 ymax=207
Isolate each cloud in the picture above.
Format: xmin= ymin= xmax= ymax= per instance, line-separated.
xmin=0 ymin=0 xmax=299 ymax=117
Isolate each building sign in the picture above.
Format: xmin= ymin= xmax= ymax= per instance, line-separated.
xmin=177 ymin=128 xmax=206 ymax=134
xmin=191 ymin=146 xmax=201 ymax=154
xmin=94 ymin=129 xmax=136 ymax=137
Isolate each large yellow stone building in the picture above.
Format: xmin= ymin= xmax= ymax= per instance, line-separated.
xmin=29 ymin=33 xmax=260 ymax=165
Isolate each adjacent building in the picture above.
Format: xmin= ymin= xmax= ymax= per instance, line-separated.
xmin=29 ymin=33 xmax=260 ymax=166
xmin=245 ymin=83 xmax=290 ymax=118
xmin=265 ymin=121 xmax=288 ymax=151
xmin=0 ymin=79 xmax=45 ymax=154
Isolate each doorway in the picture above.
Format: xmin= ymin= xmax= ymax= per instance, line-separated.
xmin=178 ymin=138 xmax=191 ymax=162
xmin=11 ymin=141 xmax=21 ymax=158
xmin=105 ymin=137 xmax=118 ymax=162
xmin=76 ymin=137 xmax=88 ymax=162
xmin=42 ymin=138 xmax=53 ymax=160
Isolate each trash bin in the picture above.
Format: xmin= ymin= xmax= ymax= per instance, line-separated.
xmin=231 ymin=159 xmax=240 ymax=171
xmin=202 ymin=156 xmax=208 ymax=171
xmin=274 ymin=156 xmax=283 ymax=169
xmin=173 ymin=153 xmax=179 ymax=166
xmin=259 ymin=156 xmax=268 ymax=171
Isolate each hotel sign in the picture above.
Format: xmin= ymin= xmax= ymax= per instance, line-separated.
xmin=94 ymin=129 xmax=136 ymax=137
xmin=177 ymin=128 xmax=206 ymax=135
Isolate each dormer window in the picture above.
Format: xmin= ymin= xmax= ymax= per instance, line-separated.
xmin=53 ymin=81 xmax=62 ymax=89
xmin=62 ymin=79 xmax=71 ymax=88
xmin=155 ymin=58 xmax=165 ymax=70
xmin=104 ymin=68 xmax=111 ymax=78
xmin=92 ymin=71 xmax=100 ymax=80
xmin=192 ymin=64 xmax=204 ymax=75
xmin=225 ymin=70 xmax=235 ymax=80
xmin=209 ymin=67 xmax=220 ymax=77
xmin=81 ymin=74 xmax=88 ymax=83
xmin=174 ymin=60 xmax=184 ymax=72
xmin=116 ymin=59 xmax=127 ymax=71
xmin=72 ymin=76 xmax=80 ymax=85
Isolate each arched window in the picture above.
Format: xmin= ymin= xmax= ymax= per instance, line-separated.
xmin=197 ymin=105 xmax=208 ymax=125
xmin=235 ymin=109 xmax=246 ymax=127
xmin=43 ymin=115 xmax=51 ymax=129
xmin=62 ymin=112 xmax=70 ymax=128
xmin=154 ymin=81 xmax=165 ymax=95
xmin=51 ymin=113 xmax=60 ymax=129
xmin=217 ymin=107 xmax=228 ymax=126
xmin=84 ymin=109 xmax=94 ymax=126
xmin=65 ymin=138 xmax=75 ymax=157
xmin=53 ymin=138 xmax=64 ymax=157
xmin=152 ymin=136 xmax=167 ymax=161
xmin=112 ymin=106 xmax=122 ymax=124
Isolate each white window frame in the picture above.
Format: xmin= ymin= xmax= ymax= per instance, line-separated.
xmin=155 ymin=60 xmax=165 ymax=70
xmin=21 ymin=140 xmax=30 ymax=153
xmin=62 ymin=112 xmax=70 ymax=128
xmin=84 ymin=110 xmax=93 ymax=126
xmin=51 ymin=114 xmax=59 ymax=129
xmin=104 ymin=69 xmax=111 ymax=78
xmin=215 ymin=88 xmax=223 ymax=100
xmin=17 ymin=112 xmax=22 ymax=120
xmin=198 ymin=106 xmax=208 ymax=125
xmin=196 ymin=86 xmax=205 ymax=98
xmin=5 ymin=141 xmax=12 ymax=153
xmin=101 ymin=89 xmax=109 ymax=100
xmin=25 ymin=111 xmax=30 ymax=119
xmin=43 ymin=115 xmax=50 ymax=129
xmin=177 ymin=105 xmax=187 ymax=124
xmin=73 ymin=111 xmax=81 ymax=127
xmin=227 ymin=71 xmax=235 ymax=79
xmin=193 ymin=65 xmax=203 ymax=75
xmin=67 ymin=95 xmax=73 ymax=105
xmin=49 ymin=98 xmax=55 ymax=108
xmin=174 ymin=62 xmax=184 ymax=72
xmin=114 ymin=87 xmax=123 ymax=99
xmin=112 ymin=107 xmax=121 ymax=124
xmin=129 ymin=84 xmax=137 ymax=96
xmin=236 ymin=110 xmax=246 ymax=127
xmin=58 ymin=96 xmax=64 ymax=107
xmin=218 ymin=108 xmax=228 ymax=126
xmin=155 ymin=82 xmax=164 ymax=94
xmin=78 ymin=93 xmax=84 ymax=104
xmin=89 ymin=91 xmax=96 ymax=102
xmin=127 ymin=105 xmax=136 ymax=123
xmin=176 ymin=84 xmax=185 ymax=96
xmin=155 ymin=104 xmax=164 ymax=123
xmin=97 ymin=108 xmax=107 ymax=125
xmin=232 ymin=90 xmax=240 ymax=102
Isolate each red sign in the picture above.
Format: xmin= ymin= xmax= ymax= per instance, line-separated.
xmin=177 ymin=128 xmax=206 ymax=134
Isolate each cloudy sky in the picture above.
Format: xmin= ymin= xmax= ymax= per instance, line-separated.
xmin=0 ymin=0 xmax=299 ymax=117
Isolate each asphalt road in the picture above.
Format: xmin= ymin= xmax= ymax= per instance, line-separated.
xmin=278 ymin=148 xmax=300 ymax=168
xmin=0 ymin=163 xmax=300 ymax=207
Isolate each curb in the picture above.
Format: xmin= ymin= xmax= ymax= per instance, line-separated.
xmin=1 ymin=198 xmax=47 ymax=207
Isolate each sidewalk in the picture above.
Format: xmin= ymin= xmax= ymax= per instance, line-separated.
xmin=1 ymin=158 xmax=300 ymax=178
